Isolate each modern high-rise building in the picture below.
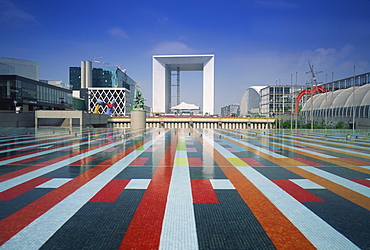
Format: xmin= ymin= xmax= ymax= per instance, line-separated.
xmin=0 ymin=57 xmax=39 ymax=81
xmin=70 ymin=61 xmax=138 ymax=116
xmin=0 ymin=75 xmax=72 ymax=111
xmin=70 ymin=62 xmax=135 ymax=90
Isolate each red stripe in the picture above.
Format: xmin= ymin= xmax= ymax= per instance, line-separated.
xmin=68 ymin=157 xmax=98 ymax=166
xmin=120 ymin=133 xmax=178 ymax=249
xmin=0 ymin=178 xmax=51 ymax=201
xmin=0 ymin=138 xmax=89 ymax=161
xmin=89 ymin=179 xmax=130 ymax=202
xmin=128 ymin=157 xmax=149 ymax=166
xmin=188 ymin=158 xmax=203 ymax=166
xmin=350 ymin=179 xmax=370 ymax=187
xmin=341 ymin=158 xmax=370 ymax=166
xmin=0 ymin=136 xmax=148 ymax=246
xmin=240 ymin=158 xmax=264 ymax=166
xmin=0 ymin=140 xmax=119 ymax=182
xmin=191 ymin=179 xmax=219 ymax=203
xmin=8 ymin=156 xmax=45 ymax=165
xmin=271 ymin=179 xmax=324 ymax=203
xmin=293 ymin=158 xmax=324 ymax=166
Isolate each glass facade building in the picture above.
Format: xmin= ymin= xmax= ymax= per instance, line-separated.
xmin=260 ymin=85 xmax=306 ymax=117
xmin=0 ymin=57 xmax=39 ymax=81
xmin=70 ymin=66 xmax=134 ymax=90
xmin=0 ymin=75 xmax=72 ymax=111
xmin=221 ymin=104 xmax=240 ymax=117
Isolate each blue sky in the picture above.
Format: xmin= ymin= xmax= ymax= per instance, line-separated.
xmin=1 ymin=0 xmax=369 ymax=113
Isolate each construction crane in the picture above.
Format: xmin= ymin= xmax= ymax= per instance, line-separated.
xmin=91 ymin=57 xmax=103 ymax=66
xmin=115 ymin=64 xmax=126 ymax=73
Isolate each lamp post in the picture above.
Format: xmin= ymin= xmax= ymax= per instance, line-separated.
xmin=352 ymin=65 xmax=356 ymax=131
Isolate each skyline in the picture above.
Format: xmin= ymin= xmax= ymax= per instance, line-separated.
xmin=1 ymin=0 xmax=369 ymax=113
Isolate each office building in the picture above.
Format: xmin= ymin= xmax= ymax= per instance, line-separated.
xmin=0 ymin=75 xmax=72 ymax=111
xmin=221 ymin=104 xmax=240 ymax=117
xmin=239 ymin=86 xmax=266 ymax=117
xmin=260 ymin=85 xmax=306 ymax=117
xmin=70 ymin=62 xmax=135 ymax=91
xmin=0 ymin=57 xmax=39 ymax=81
xmin=70 ymin=61 xmax=137 ymax=113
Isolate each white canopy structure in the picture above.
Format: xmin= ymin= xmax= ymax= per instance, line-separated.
xmin=171 ymin=102 xmax=200 ymax=110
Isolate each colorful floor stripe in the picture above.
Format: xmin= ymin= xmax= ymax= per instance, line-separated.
xmin=1 ymin=128 xmax=370 ymax=249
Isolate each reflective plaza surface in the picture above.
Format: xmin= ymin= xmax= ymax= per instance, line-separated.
xmin=0 ymin=127 xmax=369 ymax=249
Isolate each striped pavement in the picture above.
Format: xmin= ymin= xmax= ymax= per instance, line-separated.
xmin=0 ymin=128 xmax=369 ymax=249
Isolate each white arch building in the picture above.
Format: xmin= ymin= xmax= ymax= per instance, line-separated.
xmin=152 ymin=54 xmax=214 ymax=115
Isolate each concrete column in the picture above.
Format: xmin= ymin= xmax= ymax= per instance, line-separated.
xmin=130 ymin=110 xmax=146 ymax=131
xmin=81 ymin=61 xmax=86 ymax=88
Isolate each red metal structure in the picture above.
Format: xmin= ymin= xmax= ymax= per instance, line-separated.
xmin=295 ymin=86 xmax=330 ymax=115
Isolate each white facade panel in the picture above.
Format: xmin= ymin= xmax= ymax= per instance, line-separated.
xmin=152 ymin=54 xmax=215 ymax=115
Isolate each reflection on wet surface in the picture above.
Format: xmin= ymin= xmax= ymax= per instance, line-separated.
xmin=0 ymin=128 xmax=369 ymax=249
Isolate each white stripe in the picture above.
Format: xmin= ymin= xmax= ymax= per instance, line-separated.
xmin=160 ymin=167 xmax=198 ymax=250
xmin=0 ymin=132 xmax=164 ymax=249
xmin=36 ymin=178 xmax=72 ymax=188
xmin=298 ymin=166 xmax=370 ymax=197
xmin=289 ymin=179 xmax=325 ymax=189
xmin=202 ymin=133 xmax=236 ymax=159
xmin=125 ymin=179 xmax=151 ymax=189
xmin=265 ymin=133 xmax=370 ymax=158
xmin=0 ymin=134 xmax=73 ymax=152
xmin=210 ymin=179 xmax=235 ymax=189
xmin=215 ymin=131 xmax=287 ymax=158
xmin=0 ymin=136 xmax=108 ymax=165
xmin=280 ymin=143 xmax=337 ymax=158
xmin=221 ymin=130 xmax=337 ymax=158
xmin=0 ymin=140 xmax=125 ymax=192
xmin=160 ymin=134 xmax=198 ymax=250
xmin=236 ymin=167 xmax=360 ymax=250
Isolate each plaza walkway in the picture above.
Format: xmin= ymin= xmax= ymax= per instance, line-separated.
xmin=0 ymin=128 xmax=369 ymax=249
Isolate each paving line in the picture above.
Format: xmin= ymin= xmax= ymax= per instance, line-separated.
xmin=201 ymin=132 xmax=361 ymax=250
xmin=0 ymin=133 xmax=76 ymax=149
xmin=240 ymin=130 xmax=370 ymax=159
xmin=236 ymin=166 xmax=360 ymax=250
xmin=0 ymin=129 xmax=153 ymax=191
xmin=220 ymin=130 xmax=370 ymax=174
xmin=216 ymin=132 xmax=287 ymax=158
xmin=0 ymin=139 xmax=125 ymax=192
xmin=120 ymin=131 xmax=177 ymax=249
xmin=199 ymin=131 xmax=316 ymax=249
xmin=0 ymin=129 xmax=111 ymax=153
xmin=217 ymin=132 xmax=370 ymax=210
xmin=0 ymin=137 xmax=102 ymax=165
xmin=218 ymin=130 xmax=337 ymax=159
xmin=0 ymin=129 xmax=147 ymax=181
xmin=298 ymin=166 xmax=370 ymax=198
xmin=160 ymin=133 xmax=198 ymax=250
xmin=0 ymin=130 xmax=163 ymax=249
xmin=0 ymin=129 xmax=126 ymax=164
